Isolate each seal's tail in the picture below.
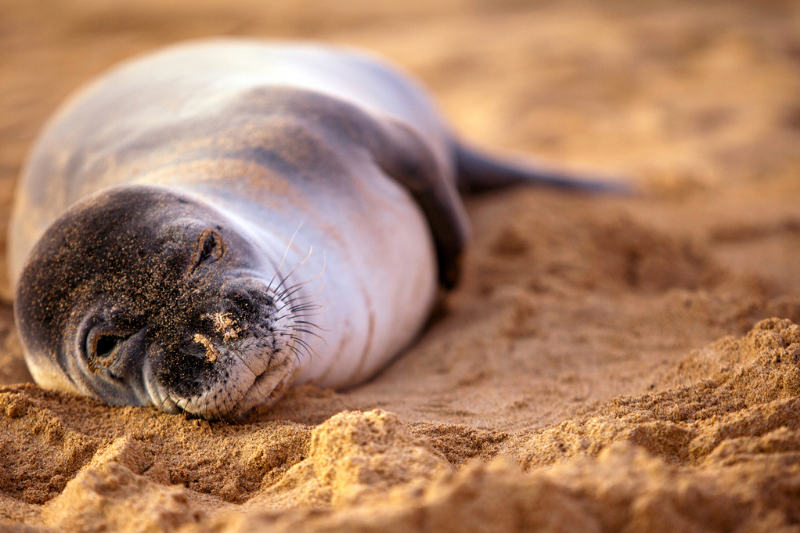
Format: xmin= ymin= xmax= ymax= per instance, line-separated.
xmin=455 ymin=143 xmax=633 ymax=195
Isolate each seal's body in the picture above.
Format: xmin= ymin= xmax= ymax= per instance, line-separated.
xmin=10 ymin=40 xmax=622 ymax=419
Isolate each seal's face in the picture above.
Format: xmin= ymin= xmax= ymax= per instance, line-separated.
xmin=15 ymin=186 xmax=299 ymax=419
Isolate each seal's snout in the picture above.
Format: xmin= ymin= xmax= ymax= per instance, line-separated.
xmin=224 ymin=286 xmax=276 ymax=323
xmin=156 ymin=336 xmax=215 ymax=399
xmin=228 ymin=291 xmax=259 ymax=317
xmin=137 ymin=266 xmax=310 ymax=419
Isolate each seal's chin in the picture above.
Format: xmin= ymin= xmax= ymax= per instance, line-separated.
xmin=140 ymin=327 xmax=300 ymax=418
xmin=148 ymin=343 xmax=297 ymax=420
xmin=137 ymin=272 xmax=306 ymax=419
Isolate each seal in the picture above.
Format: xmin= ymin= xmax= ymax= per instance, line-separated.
xmin=9 ymin=40 xmax=625 ymax=419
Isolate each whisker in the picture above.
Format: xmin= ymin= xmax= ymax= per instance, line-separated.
xmin=274 ymin=279 xmax=323 ymax=304
xmin=272 ymin=250 xmax=326 ymax=306
xmin=292 ymin=327 xmax=328 ymax=344
xmin=274 ymin=294 xmax=323 ymax=317
xmin=272 ymin=245 xmax=315 ymax=296
xmin=274 ymin=299 xmax=319 ymax=316
xmin=293 ymin=319 xmax=324 ymax=329
xmin=288 ymin=334 xmax=315 ymax=357
xmin=287 ymin=312 xmax=325 ymax=323
xmin=288 ymin=312 xmax=319 ymax=319
xmin=266 ymin=221 xmax=305 ymax=293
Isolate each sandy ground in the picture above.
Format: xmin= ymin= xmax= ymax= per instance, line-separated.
xmin=1 ymin=0 xmax=800 ymax=531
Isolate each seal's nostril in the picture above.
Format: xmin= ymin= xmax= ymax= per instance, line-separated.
xmin=191 ymin=228 xmax=225 ymax=274
xmin=193 ymin=333 xmax=219 ymax=363
xmin=180 ymin=339 xmax=209 ymax=360
xmin=229 ymin=291 xmax=256 ymax=314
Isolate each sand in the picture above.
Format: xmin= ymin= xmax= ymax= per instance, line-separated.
xmin=1 ymin=0 xmax=800 ymax=531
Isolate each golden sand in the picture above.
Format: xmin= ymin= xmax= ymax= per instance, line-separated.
xmin=1 ymin=0 xmax=799 ymax=531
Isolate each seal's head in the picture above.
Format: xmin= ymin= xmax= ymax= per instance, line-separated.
xmin=15 ymin=186 xmax=300 ymax=419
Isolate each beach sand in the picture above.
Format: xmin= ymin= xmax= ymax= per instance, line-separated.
xmin=1 ymin=0 xmax=800 ymax=530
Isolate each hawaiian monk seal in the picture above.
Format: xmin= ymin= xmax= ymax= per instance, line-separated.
xmin=9 ymin=40 xmax=625 ymax=419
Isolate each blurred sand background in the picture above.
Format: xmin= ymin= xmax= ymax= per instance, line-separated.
xmin=1 ymin=0 xmax=800 ymax=531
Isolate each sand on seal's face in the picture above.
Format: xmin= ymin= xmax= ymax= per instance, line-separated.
xmin=1 ymin=0 xmax=800 ymax=531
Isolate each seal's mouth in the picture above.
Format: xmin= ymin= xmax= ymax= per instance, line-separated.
xmin=232 ymin=362 xmax=297 ymax=417
xmin=144 ymin=330 xmax=296 ymax=419
xmin=143 ymin=288 xmax=300 ymax=419
xmin=147 ymin=342 xmax=297 ymax=420
xmin=145 ymin=279 xmax=303 ymax=419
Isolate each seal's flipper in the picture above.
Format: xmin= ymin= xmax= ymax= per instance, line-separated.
xmin=456 ymin=143 xmax=632 ymax=195
xmin=369 ymin=121 xmax=470 ymax=289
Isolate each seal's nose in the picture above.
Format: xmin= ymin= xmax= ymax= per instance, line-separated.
xmin=219 ymin=280 xmax=276 ymax=322
xmin=227 ymin=290 xmax=258 ymax=315
xmin=155 ymin=333 xmax=217 ymax=401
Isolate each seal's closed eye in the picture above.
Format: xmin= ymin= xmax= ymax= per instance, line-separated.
xmin=86 ymin=328 xmax=123 ymax=364
xmin=95 ymin=336 xmax=120 ymax=359
xmin=192 ymin=228 xmax=225 ymax=273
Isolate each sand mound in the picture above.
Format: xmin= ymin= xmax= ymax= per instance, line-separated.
xmin=3 ymin=319 xmax=799 ymax=532
xmin=249 ymin=410 xmax=451 ymax=509
xmin=516 ymin=318 xmax=800 ymax=468
xmin=205 ymin=444 xmax=800 ymax=533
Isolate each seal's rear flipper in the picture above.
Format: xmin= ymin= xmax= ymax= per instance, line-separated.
xmin=455 ymin=143 xmax=633 ymax=196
